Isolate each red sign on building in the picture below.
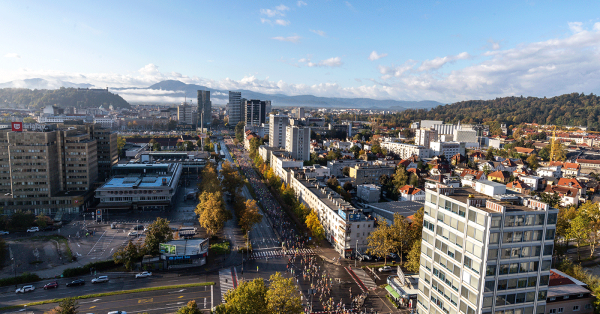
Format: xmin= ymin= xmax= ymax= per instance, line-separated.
xmin=11 ymin=122 xmax=23 ymax=132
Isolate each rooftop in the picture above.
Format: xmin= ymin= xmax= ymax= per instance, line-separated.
xmin=101 ymin=175 xmax=172 ymax=189
xmin=364 ymin=201 xmax=423 ymax=221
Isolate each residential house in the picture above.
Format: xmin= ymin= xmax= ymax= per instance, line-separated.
xmin=514 ymin=147 xmax=536 ymax=155
xmin=506 ymin=179 xmax=532 ymax=194
xmin=549 ymin=161 xmax=581 ymax=177
xmin=469 ymin=150 xmax=486 ymax=161
xmin=488 ymin=170 xmax=511 ymax=184
xmin=398 ymin=185 xmax=425 ymax=201
xmin=520 ymin=175 xmax=543 ymax=191
xmin=556 ymin=178 xmax=586 ymax=200
xmin=544 ymin=185 xmax=579 ymax=207
xmin=537 ymin=166 xmax=562 ymax=179
xmin=459 ymin=168 xmax=487 ymax=181
xmin=546 ymin=269 xmax=595 ymax=314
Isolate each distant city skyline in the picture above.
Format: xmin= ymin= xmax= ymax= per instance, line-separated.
xmin=1 ymin=1 xmax=600 ymax=103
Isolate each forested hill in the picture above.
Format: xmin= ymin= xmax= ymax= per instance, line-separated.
xmin=397 ymin=92 xmax=600 ymax=130
xmin=0 ymin=87 xmax=130 ymax=109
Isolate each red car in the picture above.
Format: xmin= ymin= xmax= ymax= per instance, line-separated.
xmin=43 ymin=281 xmax=58 ymax=290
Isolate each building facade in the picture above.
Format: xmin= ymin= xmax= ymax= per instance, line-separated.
xmin=177 ymin=102 xmax=193 ymax=125
xmin=416 ymin=128 xmax=439 ymax=149
xmin=417 ymin=181 xmax=558 ymax=314
xmin=227 ymin=91 xmax=242 ymax=127
xmin=244 ymin=99 xmax=271 ymax=126
xmin=197 ymin=90 xmax=212 ymax=128
xmin=285 ymin=125 xmax=311 ymax=161
xmin=348 ymin=163 xmax=395 ymax=185
xmin=269 ymin=114 xmax=290 ymax=149
xmin=380 ymin=141 xmax=430 ymax=159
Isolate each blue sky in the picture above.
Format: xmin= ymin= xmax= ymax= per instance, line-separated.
xmin=2 ymin=0 xmax=600 ymax=103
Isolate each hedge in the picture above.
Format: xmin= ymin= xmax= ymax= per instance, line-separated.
xmin=62 ymin=260 xmax=117 ymax=278
xmin=0 ymin=272 xmax=41 ymax=287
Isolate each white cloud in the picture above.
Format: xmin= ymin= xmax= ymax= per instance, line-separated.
xmin=488 ymin=39 xmax=501 ymax=50
xmin=275 ymin=19 xmax=290 ymax=26
xmin=417 ymin=52 xmax=470 ymax=71
xmin=271 ymin=35 xmax=301 ymax=43
xmin=368 ymin=51 xmax=388 ymax=61
xmin=261 ymin=18 xmax=271 ymax=24
xmin=4 ymin=53 xmax=21 ymax=59
xmin=569 ymin=21 xmax=583 ymax=33
xmin=260 ymin=4 xmax=289 ymax=17
xmin=297 ymin=1 xmax=307 ymax=7
xmin=310 ymin=29 xmax=327 ymax=37
xmin=344 ymin=1 xmax=354 ymax=9
xmin=297 ymin=56 xmax=343 ymax=67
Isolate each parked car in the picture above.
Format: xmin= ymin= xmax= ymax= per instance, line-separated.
xmin=27 ymin=227 xmax=39 ymax=233
xmin=378 ymin=266 xmax=393 ymax=272
xmin=135 ymin=271 xmax=152 ymax=278
xmin=43 ymin=281 xmax=59 ymax=290
xmin=91 ymin=276 xmax=109 ymax=284
xmin=128 ymin=231 xmax=138 ymax=236
xmin=133 ymin=225 xmax=145 ymax=230
xmin=0 ymin=231 xmax=9 ymax=235
xmin=388 ymin=252 xmax=398 ymax=259
xmin=16 ymin=285 xmax=35 ymax=293
xmin=361 ymin=254 xmax=372 ymax=261
xmin=107 ymin=311 xmax=127 ymax=314
xmin=66 ymin=279 xmax=85 ymax=287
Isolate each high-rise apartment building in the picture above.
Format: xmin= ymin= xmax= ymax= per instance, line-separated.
xmin=177 ymin=102 xmax=193 ymax=125
xmin=292 ymin=107 xmax=305 ymax=119
xmin=416 ymin=127 xmax=439 ymax=149
xmin=269 ymin=114 xmax=290 ymax=149
xmin=227 ymin=91 xmax=242 ymax=126
xmin=417 ymin=180 xmax=557 ymax=314
xmin=0 ymin=127 xmax=101 ymax=215
xmin=244 ymin=99 xmax=271 ymax=126
xmin=197 ymin=90 xmax=211 ymax=129
xmin=285 ymin=125 xmax=310 ymax=161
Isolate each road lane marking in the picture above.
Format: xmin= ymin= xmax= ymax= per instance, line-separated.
xmin=168 ymin=289 xmax=186 ymax=293
xmin=89 ymin=306 xmax=96 ymax=309
xmin=138 ymin=298 xmax=153 ymax=303
xmin=80 ymin=298 xmax=101 ymax=304
xmin=178 ymin=296 xmax=184 ymax=298
xmin=166 ymin=302 xmax=185 ymax=306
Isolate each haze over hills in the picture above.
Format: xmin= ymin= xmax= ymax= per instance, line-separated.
xmin=0 ymin=78 xmax=93 ymax=89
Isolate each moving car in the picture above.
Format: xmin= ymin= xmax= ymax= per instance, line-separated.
xmin=66 ymin=279 xmax=85 ymax=287
xmin=378 ymin=266 xmax=393 ymax=272
xmin=0 ymin=231 xmax=9 ymax=235
xmin=27 ymin=227 xmax=39 ymax=233
xmin=16 ymin=285 xmax=35 ymax=293
xmin=107 ymin=311 xmax=127 ymax=314
xmin=128 ymin=231 xmax=138 ymax=236
xmin=133 ymin=225 xmax=145 ymax=230
xmin=135 ymin=271 xmax=152 ymax=278
xmin=43 ymin=281 xmax=59 ymax=290
xmin=91 ymin=276 xmax=109 ymax=283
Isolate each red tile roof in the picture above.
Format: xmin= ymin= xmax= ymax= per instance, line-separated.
xmin=398 ymin=185 xmax=423 ymax=195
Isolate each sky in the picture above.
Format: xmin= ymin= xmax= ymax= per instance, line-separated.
xmin=1 ymin=0 xmax=600 ymax=104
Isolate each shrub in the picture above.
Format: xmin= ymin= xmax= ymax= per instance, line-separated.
xmin=0 ymin=272 xmax=41 ymax=287
xmin=62 ymin=260 xmax=116 ymax=278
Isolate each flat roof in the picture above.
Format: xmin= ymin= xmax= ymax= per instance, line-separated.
xmin=297 ymin=177 xmax=369 ymax=221
xmin=548 ymin=284 xmax=591 ymax=297
xmin=101 ymin=175 xmax=172 ymax=188
xmin=431 ymin=186 xmax=553 ymax=213
xmin=365 ymin=201 xmax=423 ymax=221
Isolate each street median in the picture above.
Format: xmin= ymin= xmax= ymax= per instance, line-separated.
xmin=0 ymin=281 xmax=215 ymax=311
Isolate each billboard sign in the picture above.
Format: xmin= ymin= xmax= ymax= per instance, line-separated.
xmin=159 ymin=243 xmax=177 ymax=254
xmin=11 ymin=122 xmax=23 ymax=132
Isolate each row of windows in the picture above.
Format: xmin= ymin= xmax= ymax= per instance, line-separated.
xmin=486 ymin=260 xmax=551 ymax=276
xmin=432 ymin=279 xmax=459 ymax=306
xmin=485 ymin=275 xmax=548 ymax=293
xmin=485 ymin=290 xmax=547 ymax=308
xmin=436 ymin=224 xmax=464 ymax=248
xmin=549 ymin=305 xmax=592 ymax=313
xmin=490 ymin=230 xmax=554 ymax=244
xmin=488 ymin=244 xmax=552 ymax=260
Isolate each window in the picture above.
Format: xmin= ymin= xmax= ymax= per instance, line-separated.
xmin=573 ymin=305 xmax=580 ymax=311
xmin=558 ymin=308 xmax=564 ymax=313
xmin=549 ymin=309 xmax=556 ymax=314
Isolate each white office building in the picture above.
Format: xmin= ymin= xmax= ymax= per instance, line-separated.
xmin=269 ymin=114 xmax=290 ymax=149
xmin=416 ymin=128 xmax=439 ymax=149
xmin=417 ymin=181 xmax=558 ymax=314
xmin=430 ymin=141 xmax=466 ymax=157
xmin=380 ymin=141 xmax=430 ymax=159
xmin=177 ymin=102 xmax=193 ymax=125
xmin=285 ymin=125 xmax=311 ymax=161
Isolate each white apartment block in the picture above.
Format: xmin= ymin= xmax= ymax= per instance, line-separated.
xmin=289 ymin=171 xmax=376 ymax=257
xmin=416 ymin=128 xmax=439 ymax=149
xmin=327 ymin=160 xmax=366 ymax=177
xmin=270 ymin=152 xmax=304 ymax=185
xmin=177 ymin=103 xmax=193 ymax=125
xmin=357 ymin=184 xmax=381 ymax=203
xmin=285 ymin=125 xmax=311 ymax=161
xmin=454 ymin=129 xmax=478 ymax=144
xmin=269 ymin=114 xmax=290 ymax=149
xmin=380 ymin=141 xmax=430 ymax=159
xmin=417 ymin=181 xmax=558 ymax=314
xmin=430 ymin=141 xmax=466 ymax=157
xmin=93 ymin=117 xmax=115 ymax=128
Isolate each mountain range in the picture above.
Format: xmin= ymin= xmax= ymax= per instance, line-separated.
xmin=0 ymin=78 xmax=444 ymax=110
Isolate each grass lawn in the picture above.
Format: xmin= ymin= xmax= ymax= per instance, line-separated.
xmin=210 ymin=241 xmax=230 ymax=255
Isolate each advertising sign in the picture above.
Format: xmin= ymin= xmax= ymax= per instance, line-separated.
xmin=11 ymin=122 xmax=23 ymax=132
xmin=159 ymin=243 xmax=177 ymax=254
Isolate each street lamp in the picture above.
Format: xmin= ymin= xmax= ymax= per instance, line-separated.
xmin=355 ymin=240 xmax=358 ymax=267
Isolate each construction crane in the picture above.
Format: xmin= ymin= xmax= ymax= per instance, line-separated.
xmin=550 ymin=126 xmax=557 ymax=162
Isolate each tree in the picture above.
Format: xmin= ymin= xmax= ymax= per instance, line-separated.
xmin=47 ymin=297 xmax=79 ymax=314
xmin=406 ymin=241 xmax=421 ymax=273
xmin=342 ymin=166 xmax=350 ymax=177
xmin=220 ymin=161 xmax=244 ymax=196
xmin=199 ymin=162 xmax=220 ymax=194
xmin=176 ymin=300 xmax=202 ymax=314
xmin=216 ymin=278 xmax=268 ymax=314
xmin=409 ymin=173 xmax=419 ymax=187
xmin=266 ymin=272 xmax=303 ymax=314
xmin=390 ymin=213 xmax=410 ymax=264
xmin=9 ymin=210 xmax=35 ymax=231
xmin=113 ymin=240 xmax=142 ymax=271
xmin=366 ymin=222 xmax=395 ymax=264
xmin=343 ymin=181 xmax=353 ymax=191
xmin=35 ymin=214 xmax=49 ymax=229
xmin=541 ymin=192 xmax=561 ymax=208
xmin=196 ymin=191 xmax=231 ymax=237
xmin=117 ymin=136 xmax=126 ymax=156
xmin=577 ymin=201 xmax=600 ymax=258
xmin=349 ymin=145 xmax=360 ymax=158
xmin=305 ymin=210 xmax=325 ymax=241
xmin=22 ymin=116 xmax=36 ymax=123
xmin=567 ymin=215 xmax=590 ymax=261
xmin=552 ymin=141 xmax=567 ymax=162
xmin=326 ymin=176 xmax=339 ymax=190
xmin=392 ymin=166 xmax=409 ymax=190
xmin=556 ymin=206 xmax=577 ymax=253
xmin=486 ymin=147 xmax=495 ymax=161
xmin=526 ymin=153 xmax=539 ymax=170
xmin=235 ymin=121 xmax=245 ymax=144
xmin=143 ymin=217 xmax=173 ymax=256
xmin=240 ymin=200 xmax=263 ymax=232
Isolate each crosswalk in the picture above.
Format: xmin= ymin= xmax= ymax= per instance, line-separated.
xmin=344 ymin=266 xmax=377 ymax=293
xmin=249 ymin=248 xmax=315 ymax=260
xmin=218 ymin=267 xmax=238 ymax=303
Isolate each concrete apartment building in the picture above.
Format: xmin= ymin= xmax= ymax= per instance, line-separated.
xmin=285 ymin=125 xmax=311 ymax=161
xmin=430 ymin=141 xmax=466 ymax=157
xmin=416 ymin=128 xmax=439 ymax=149
xmin=327 ymin=159 xmax=366 ymax=177
xmin=177 ymin=102 xmax=193 ymax=125
xmin=269 ymin=114 xmax=290 ymax=149
xmin=226 ymin=91 xmax=242 ymax=126
xmin=94 ymin=163 xmax=182 ymax=212
xmin=348 ymin=163 xmax=395 ymax=185
xmin=197 ymin=90 xmax=212 ymax=128
xmin=356 ymin=184 xmax=381 ymax=203
xmin=417 ymin=180 xmax=558 ymax=314
xmin=0 ymin=127 xmax=100 ymax=215
xmin=91 ymin=125 xmax=118 ymax=182
xmin=270 ymin=151 xmax=304 ymax=185
xmin=289 ymin=170 xmax=375 ymax=257
xmin=292 ymin=107 xmax=305 ymax=119
xmin=380 ymin=141 xmax=430 ymax=159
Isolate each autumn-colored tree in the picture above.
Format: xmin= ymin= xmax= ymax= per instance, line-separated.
xmin=305 ymin=210 xmax=325 ymax=241
xmin=567 ymin=215 xmax=590 ymax=261
xmin=176 ymin=300 xmax=202 ymax=314
xmin=266 ymin=272 xmax=303 ymax=314
xmin=240 ymin=200 xmax=263 ymax=232
xmin=199 ymin=162 xmax=220 ymax=194
xmin=390 ymin=213 xmax=411 ymax=264
xmin=113 ymin=240 xmax=142 ymax=271
xmin=367 ymin=222 xmax=395 ymax=264
xmin=406 ymin=240 xmax=421 ymax=273
xmin=46 ymin=298 xmax=78 ymax=314
xmin=526 ymin=153 xmax=539 ymax=170
xmin=196 ymin=191 xmax=231 ymax=237
xmin=215 ymin=278 xmax=268 ymax=314
xmin=220 ymin=161 xmax=244 ymax=196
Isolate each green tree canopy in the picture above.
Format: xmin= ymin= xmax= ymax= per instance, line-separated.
xmin=143 ymin=217 xmax=174 ymax=256
xmin=266 ymin=272 xmax=303 ymax=314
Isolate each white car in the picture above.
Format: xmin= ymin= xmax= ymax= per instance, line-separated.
xmin=378 ymin=266 xmax=393 ymax=272
xmin=91 ymin=276 xmax=109 ymax=283
xmin=0 ymin=231 xmax=9 ymax=235
xmin=107 ymin=311 xmax=127 ymax=314
xmin=16 ymin=285 xmax=35 ymax=293
xmin=27 ymin=227 xmax=39 ymax=233
xmin=128 ymin=231 xmax=138 ymax=236
xmin=135 ymin=271 xmax=152 ymax=278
